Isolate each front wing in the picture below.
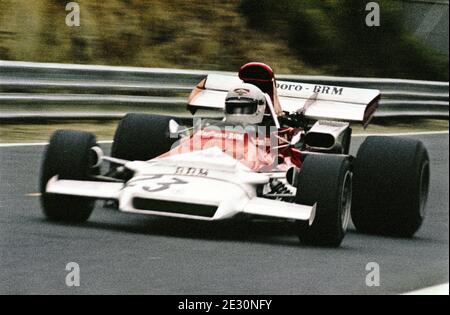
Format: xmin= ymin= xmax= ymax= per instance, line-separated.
xmin=45 ymin=176 xmax=316 ymax=224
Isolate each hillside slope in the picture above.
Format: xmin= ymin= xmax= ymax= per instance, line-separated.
xmin=0 ymin=0 xmax=447 ymax=79
xmin=0 ymin=0 xmax=317 ymax=74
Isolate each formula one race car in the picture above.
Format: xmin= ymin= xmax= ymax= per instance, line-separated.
xmin=40 ymin=62 xmax=430 ymax=247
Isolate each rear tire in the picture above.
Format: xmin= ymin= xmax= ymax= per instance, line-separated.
xmin=111 ymin=113 xmax=178 ymax=162
xmin=351 ymin=136 xmax=430 ymax=237
xmin=40 ymin=130 xmax=98 ymax=223
xmin=295 ymin=155 xmax=352 ymax=247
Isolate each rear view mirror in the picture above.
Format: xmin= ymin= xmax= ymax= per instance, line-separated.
xmin=169 ymin=119 xmax=191 ymax=138
xmin=169 ymin=119 xmax=180 ymax=135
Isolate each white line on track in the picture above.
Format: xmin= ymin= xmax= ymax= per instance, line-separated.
xmin=25 ymin=193 xmax=41 ymax=197
xmin=0 ymin=130 xmax=448 ymax=147
xmin=0 ymin=142 xmax=49 ymax=147
xmin=403 ymin=283 xmax=449 ymax=295
xmin=352 ymin=130 xmax=449 ymax=137
xmin=0 ymin=140 xmax=113 ymax=147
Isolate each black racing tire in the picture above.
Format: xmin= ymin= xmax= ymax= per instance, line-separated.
xmin=295 ymin=155 xmax=353 ymax=247
xmin=351 ymin=136 xmax=430 ymax=237
xmin=111 ymin=113 xmax=178 ymax=162
xmin=40 ymin=130 xmax=98 ymax=223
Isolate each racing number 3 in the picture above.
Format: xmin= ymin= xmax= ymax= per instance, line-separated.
xmin=142 ymin=176 xmax=188 ymax=193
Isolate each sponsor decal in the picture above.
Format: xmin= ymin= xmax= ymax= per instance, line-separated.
xmin=277 ymin=83 xmax=303 ymax=92
xmin=175 ymin=167 xmax=209 ymax=177
xmin=277 ymin=83 xmax=344 ymax=96
xmin=199 ymin=129 xmax=245 ymax=141
xmin=313 ymin=85 xmax=344 ymax=96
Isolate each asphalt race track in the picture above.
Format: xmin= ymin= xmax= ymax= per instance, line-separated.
xmin=0 ymin=133 xmax=448 ymax=295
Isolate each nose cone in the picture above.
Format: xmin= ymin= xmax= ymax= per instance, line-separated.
xmin=119 ymin=173 xmax=251 ymax=221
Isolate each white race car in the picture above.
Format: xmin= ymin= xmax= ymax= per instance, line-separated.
xmin=40 ymin=63 xmax=430 ymax=247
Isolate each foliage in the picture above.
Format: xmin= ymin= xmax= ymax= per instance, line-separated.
xmin=240 ymin=0 xmax=448 ymax=80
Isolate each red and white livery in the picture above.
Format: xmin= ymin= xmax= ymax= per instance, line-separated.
xmin=39 ymin=63 xmax=430 ymax=247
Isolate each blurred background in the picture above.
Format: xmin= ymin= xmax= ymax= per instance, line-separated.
xmin=0 ymin=0 xmax=448 ymax=80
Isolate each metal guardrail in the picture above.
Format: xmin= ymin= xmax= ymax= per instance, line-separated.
xmin=0 ymin=60 xmax=448 ymax=121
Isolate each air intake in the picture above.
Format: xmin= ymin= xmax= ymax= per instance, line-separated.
xmin=132 ymin=198 xmax=217 ymax=218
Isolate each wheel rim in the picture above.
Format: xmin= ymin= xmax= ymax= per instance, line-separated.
xmin=419 ymin=161 xmax=430 ymax=219
xmin=90 ymin=146 xmax=104 ymax=169
xmin=340 ymin=171 xmax=353 ymax=232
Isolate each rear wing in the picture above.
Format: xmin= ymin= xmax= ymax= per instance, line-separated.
xmin=188 ymin=74 xmax=380 ymax=126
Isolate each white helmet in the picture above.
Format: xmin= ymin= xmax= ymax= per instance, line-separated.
xmin=224 ymin=83 xmax=267 ymax=125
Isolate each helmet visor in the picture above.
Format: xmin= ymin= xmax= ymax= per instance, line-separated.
xmin=225 ymin=98 xmax=258 ymax=115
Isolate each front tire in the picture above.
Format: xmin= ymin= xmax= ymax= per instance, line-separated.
xmin=40 ymin=130 xmax=98 ymax=223
xmin=351 ymin=136 xmax=430 ymax=237
xmin=295 ymin=155 xmax=352 ymax=247
xmin=111 ymin=113 xmax=178 ymax=162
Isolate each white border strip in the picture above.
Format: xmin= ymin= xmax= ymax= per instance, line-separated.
xmin=403 ymin=283 xmax=449 ymax=295
xmin=0 ymin=130 xmax=448 ymax=148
